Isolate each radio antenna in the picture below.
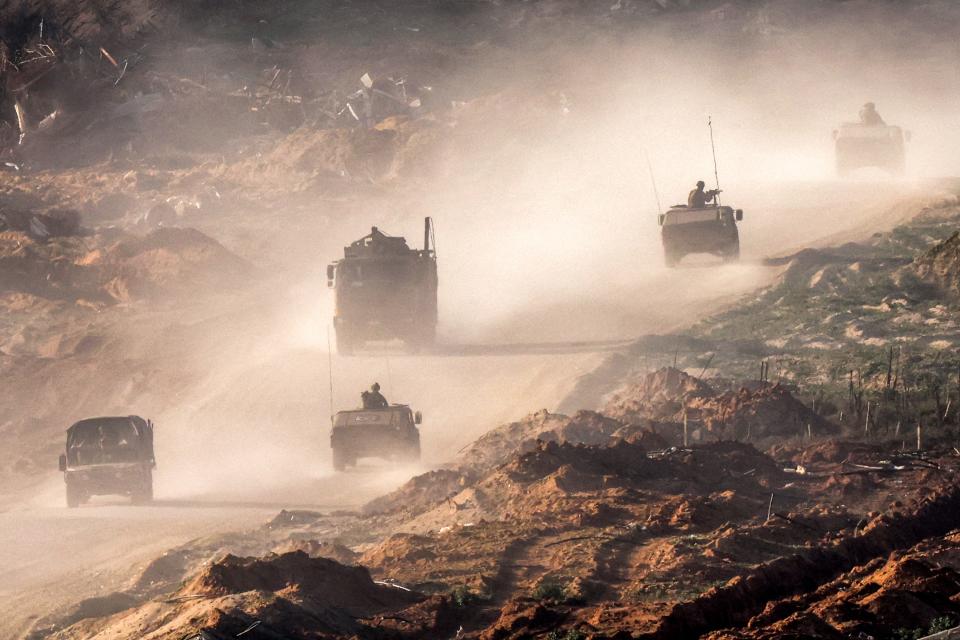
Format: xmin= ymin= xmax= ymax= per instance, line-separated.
xmin=645 ymin=150 xmax=663 ymax=216
xmin=326 ymin=324 xmax=335 ymax=424
xmin=708 ymin=116 xmax=722 ymax=207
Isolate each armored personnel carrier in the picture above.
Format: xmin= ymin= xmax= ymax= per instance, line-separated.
xmin=834 ymin=123 xmax=908 ymax=177
xmin=57 ymin=415 xmax=156 ymax=507
xmin=658 ymin=204 xmax=743 ymax=267
xmin=330 ymin=404 xmax=421 ymax=471
xmin=327 ymin=218 xmax=437 ymax=354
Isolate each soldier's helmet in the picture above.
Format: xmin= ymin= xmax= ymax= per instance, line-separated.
xmin=696 ymin=180 xmax=705 ymax=188
xmin=371 ymin=382 xmax=381 ymax=392
xmin=863 ymin=102 xmax=876 ymax=110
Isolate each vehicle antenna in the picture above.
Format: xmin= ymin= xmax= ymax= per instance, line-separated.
xmin=645 ymin=149 xmax=662 ymax=216
xmin=327 ymin=324 xmax=335 ymax=425
xmin=708 ymin=116 xmax=722 ymax=207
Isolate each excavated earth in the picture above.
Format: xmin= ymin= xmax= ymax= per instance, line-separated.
xmin=41 ymin=367 xmax=960 ymax=640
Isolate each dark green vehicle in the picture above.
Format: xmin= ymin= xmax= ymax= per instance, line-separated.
xmin=327 ymin=218 xmax=438 ymax=354
xmin=330 ymin=405 xmax=421 ymax=471
xmin=58 ymin=416 xmax=156 ymax=507
xmin=658 ymin=204 xmax=743 ymax=267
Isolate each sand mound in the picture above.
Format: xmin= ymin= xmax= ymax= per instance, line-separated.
xmin=0 ymin=224 xmax=250 ymax=306
xmin=456 ymin=409 xmax=625 ymax=475
xmin=363 ymin=468 xmax=473 ymax=516
xmin=605 ymin=367 xmax=836 ymax=442
xmin=180 ymin=550 xmax=421 ymax=610
xmin=605 ymin=367 xmax=715 ymax=423
xmin=915 ymin=230 xmax=960 ymax=296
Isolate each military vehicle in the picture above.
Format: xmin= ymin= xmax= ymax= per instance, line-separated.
xmin=658 ymin=204 xmax=743 ymax=267
xmin=833 ymin=122 xmax=908 ymax=177
xmin=327 ymin=218 xmax=437 ymax=354
xmin=330 ymin=404 xmax=421 ymax=471
xmin=57 ymin=415 xmax=156 ymax=507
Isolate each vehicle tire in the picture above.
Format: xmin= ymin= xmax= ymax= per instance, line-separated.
xmin=66 ymin=481 xmax=81 ymax=508
xmin=407 ymin=441 xmax=421 ymax=463
xmin=335 ymin=327 xmax=355 ymax=356
xmin=723 ymin=240 xmax=740 ymax=263
xmin=332 ymin=446 xmax=348 ymax=472
xmin=664 ymin=250 xmax=680 ymax=268
xmin=405 ymin=325 xmax=436 ymax=354
xmin=131 ymin=475 xmax=153 ymax=505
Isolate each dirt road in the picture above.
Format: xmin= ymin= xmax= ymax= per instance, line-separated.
xmin=0 ymin=181 xmax=931 ymax=639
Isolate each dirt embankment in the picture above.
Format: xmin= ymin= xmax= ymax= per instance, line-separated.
xmin=45 ymin=362 xmax=960 ymax=639
xmin=914 ymin=229 xmax=960 ymax=297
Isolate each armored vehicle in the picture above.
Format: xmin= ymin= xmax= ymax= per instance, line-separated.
xmin=658 ymin=204 xmax=743 ymax=267
xmin=57 ymin=415 xmax=156 ymax=507
xmin=330 ymin=405 xmax=421 ymax=471
xmin=834 ymin=123 xmax=908 ymax=177
xmin=327 ymin=218 xmax=437 ymax=354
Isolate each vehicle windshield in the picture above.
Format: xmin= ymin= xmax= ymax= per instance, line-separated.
xmin=340 ymin=259 xmax=411 ymax=283
xmin=67 ymin=418 xmax=142 ymax=465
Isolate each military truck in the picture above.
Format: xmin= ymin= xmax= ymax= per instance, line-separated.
xmin=330 ymin=405 xmax=422 ymax=471
xmin=658 ymin=204 xmax=743 ymax=267
xmin=57 ymin=415 xmax=156 ymax=507
xmin=833 ymin=123 xmax=908 ymax=177
xmin=327 ymin=218 xmax=437 ymax=354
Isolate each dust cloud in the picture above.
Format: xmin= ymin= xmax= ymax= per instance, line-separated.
xmin=143 ymin=1 xmax=960 ymax=499
xmin=3 ymin=5 xmax=960 ymax=638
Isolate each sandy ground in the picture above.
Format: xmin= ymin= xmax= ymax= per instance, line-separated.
xmin=0 ymin=180 xmax=935 ymax=639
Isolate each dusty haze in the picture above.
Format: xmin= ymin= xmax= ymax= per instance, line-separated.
xmin=2 ymin=2 xmax=959 ymax=636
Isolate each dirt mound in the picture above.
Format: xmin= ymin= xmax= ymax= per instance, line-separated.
xmin=252 ymin=117 xmax=447 ymax=185
xmin=915 ymin=230 xmax=960 ymax=296
xmin=0 ymin=225 xmax=249 ymax=307
xmin=52 ymin=551 xmax=425 ymax=640
xmin=689 ymin=383 xmax=837 ymax=441
xmin=363 ymin=468 xmax=474 ymax=516
xmin=605 ymin=368 xmax=835 ymax=443
xmin=272 ymin=540 xmax=360 ymax=566
xmin=643 ymin=481 xmax=960 ymax=640
xmin=605 ymin=367 xmax=714 ymax=423
xmin=365 ymin=410 xmax=635 ymax=520
xmin=456 ymin=409 xmax=627 ymax=475
xmin=181 ymin=550 xmax=412 ymax=605
xmin=96 ymin=226 xmax=252 ymax=301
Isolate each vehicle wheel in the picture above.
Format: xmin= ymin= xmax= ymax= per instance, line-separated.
xmin=131 ymin=476 xmax=153 ymax=504
xmin=332 ymin=447 xmax=348 ymax=472
xmin=66 ymin=482 xmax=81 ymax=508
xmin=664 ymin=250 xmax=680 ymax=268
xmin=405 ymin=325 xmax=436 ymax=353
xmin=406 ymin=441 xmax=421 ymax=463
xmin=335 ymin=327 xmax=355 ymax=356
xmin=723 ymin=240 xmax=740 ymax=263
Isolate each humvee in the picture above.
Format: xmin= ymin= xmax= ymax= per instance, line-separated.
xmin=327 ymin=218 xmax=437 ymax=355
xmin=658 ymin=205 xmax=743 ymax=267
xmin=833 ymin=123 xmax=908 ymax=177
xmin=330 ymin=405 xmax=421 ymax=471
xmin=58 ymin=415 xmax=156 ymax=507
